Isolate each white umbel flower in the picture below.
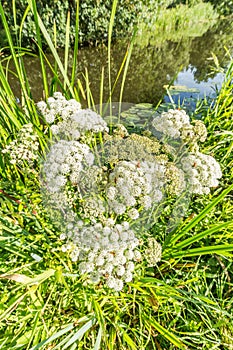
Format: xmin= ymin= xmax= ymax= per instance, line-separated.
xmin=181 ymin=151 xmax=222 ymax=195
xmin=152 ymin=109 xmax=190 ymax=139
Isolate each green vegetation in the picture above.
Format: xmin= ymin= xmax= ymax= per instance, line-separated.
xmin=137 ymin=1 xmax=218 ymax=46
xmin=0 ymin=0 xmax=233 ymax=349
xmin=0 ymin=0 xmax=174 ymax=48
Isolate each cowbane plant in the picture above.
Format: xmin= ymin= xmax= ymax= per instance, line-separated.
xmin=35 ymin=94 xmax=223 ymax=291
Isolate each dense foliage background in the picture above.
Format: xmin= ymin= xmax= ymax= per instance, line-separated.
xmin=0 ymin=0 xmax=178 ymax=48
xmin=2 ymin=0 xmax=231 ymax=49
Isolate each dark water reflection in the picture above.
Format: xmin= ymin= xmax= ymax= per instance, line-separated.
xmin=6 ymin=17 xmax=233 ymax=106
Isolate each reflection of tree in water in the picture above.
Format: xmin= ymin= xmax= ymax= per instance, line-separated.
xmin=189 ymin=19 xmax=233 ymax=82
xmin=5 ymin=5 xmax=233 ymax=105
xmin=77 ymin=2 xmax=233 ymax=105
xmin=75 ymin=39 xmax=191 ymax=105
xmin=116 ymin=40 xmax=191 ymax=104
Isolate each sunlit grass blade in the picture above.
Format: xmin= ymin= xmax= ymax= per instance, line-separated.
xmin=30 ymin=0 xmax=49 ymax=98
xmin=107 ymin=326 xmax=117 ymax=350
xmin=84 ymin=68 xmax=95 ymax=108
xmin=0 ymin=241 xmax=29 ymax=259
xmin=27 ymin=0 xmax=75 ymax=98
xmin=77 ymin=78 xmax=86 ymax=101
xmin=26 ymin=312 xmax=40 ymax=350
xmin=0 ymin=269 xmax=55 ymax=286
xmin=19 ymin=4 xmax=30 ymax=46
xmin=107 ymin=0 xmax=118 ymax=113
xmin=0 ymin=291 xmax=28 ymax=322
xmin=50 ymin=19 xmax=59 ymax=94
xmin=0 ymin=90 xmax=22 ymax=132
xmin=99 ymin=66 xmax=104 ymax=115
xmin=164 ymin=183 xmax=233 ymax=248
xmin=143 ymin=315 xmax=187 ymax=349
xmin=0 ymin=60 xmax=15 ymax=98
xmin=122 ymin=330 xmax=137 ymax=350
xmin=71 ymin=0 xmax=79 ymax=90
xmin=118 ymin=30 xmax=137 ymax=117
xmin=30 ymin=323 xmax=76 ymax=350
xmin=64 ymin=11 xmax=71 ymax=91
xmin=62 ymin=318 xmax=96 ymax=349
xmin=173 ymin=221 xmax=233 ymax=250
xmin=0 ymin=2 xmax=33 ymax=113
xmin=92 ymin=299 xmax=105 ymax=331
xmin=93 ymin=326 xmax=102 ymax=350
xmin=164 ymin=244 xmax=233 ymax=259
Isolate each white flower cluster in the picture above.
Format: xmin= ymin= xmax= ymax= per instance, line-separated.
xmin=182 ymin=120 xmax=207 ymax=145
xmin=151 ymin=109 xmax=221 ymax=195
xmin=2 ymin=123 xmax=39 ymax=165
xmin=140 ymin=161 xmax=165 ymax=203
xmin=37 ymin=92 xmax=108 ymax=139
xmin=39 ymin=100 xmax=223 ymax=292
xmin=72 ymin=109 xmax=109 ymax=133
xmin=60 ymin=220 xmax=141 ymax=291
xmin=145 ymin=237 xmax=162 ymax=267
xmin=152 ymin=109 xmax=190 ymax=139
xmin=165 ymin=163 xmax=186 ymax=196
xmin=37 ymin=92 xmax=81 ymax=124
xmin=42 ymin=139 xmax=94 ymax=192
xmin=152 ymin=109 xmax=207 ymax=147
xmin=81 ymin=196 xmax=106 ymax=222
xmin=107 ymin=160 xmax=165 ymax=219
xmin=181 ymin=152 xmax=222 ymax=195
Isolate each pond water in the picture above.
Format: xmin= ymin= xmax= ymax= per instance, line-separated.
xmin=5 ymin=5 xmax=233 ymax=107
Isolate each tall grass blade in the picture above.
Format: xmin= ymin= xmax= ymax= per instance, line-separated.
xmin=99 ymin=66 xmax=104 ymax=115
xmin=0 ymin=2 xmax=33 ymax=112
xmin=164 ymin=244 xmax=233 ymax=259
xmin=164 ymin=183 xmax=233 ymax=248
xmin=64 ymin=11 xmax=70 ymax=91
xmin=30 ymin=0 xmax=49 ymax=98
xmin=0 ymin=292 xmax=28 ymax=322
xmin=93 ymin=327 xmax=102 ymax=350
xmin=84 ymin=68 xmax=95 ymax=108
xmin=118 ymin=30 xmax=137 ymax=116
xmin=144 ymin=316 xmax=187 ymax=349
xmin=174 ymin=221 xmax=233 ymax=250
xmin=71 ymin=0 xmax=79 ymax=91
xmin=30 ymin=323 xmax=76 ymax=350
xmin=19 ymin=5 xmax=30 ymax=46
xmin=0 ymin=269 xmax=55 ymax=285
xmin=107 ymin=0 xmax=118 ymax=113
xmin=62 ymin=318 xmax=96 ymax=349
xmin=27 ymin=0 xmax=75 ymax=98
xmin=122 ymin=331 xmax=137 ymax=350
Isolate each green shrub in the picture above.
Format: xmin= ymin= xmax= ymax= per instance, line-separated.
xmin=207 ymin=0 xmax=233 ymax=15
xmin=0 ymin=0 xmax=174 ymax=49
xmin=168 ymin=0 xmax=233 ymax=15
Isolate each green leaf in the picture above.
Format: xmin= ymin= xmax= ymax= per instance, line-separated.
xmin=164 ymin=183 xmax=233 ymax=248
xmin=62 ymin=318 xmax=96 ymax=349
xmin=144 ymin=316 xmax=187 ymax=349
xmin=122 ymin=331 xmax=137 ymax=350
xmin=0 ymin=269 xmax=55 ymax=285
xmin=27 ymin=0 xmax=75 ymax=98
xmin=164 ymin=244 xmax=233 ymax=259
xmin=30 ymin=323 xmax=76 ymax=350
xmin=93 ymin=326 xmax=102 ymax=350
xmin=174 ymin=221 xmax=233 ymax=250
